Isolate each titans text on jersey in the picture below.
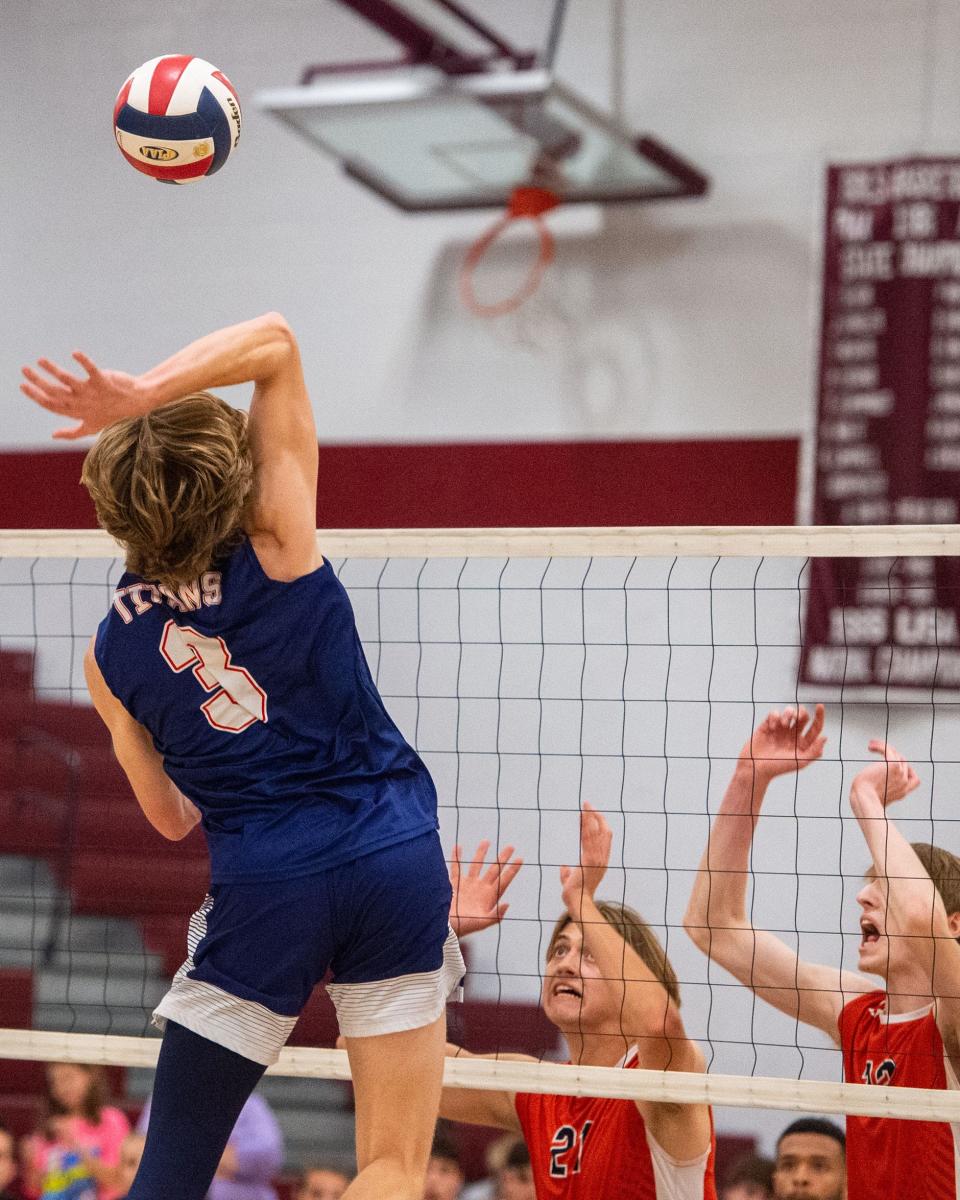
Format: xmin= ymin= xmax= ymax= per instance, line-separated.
xmin=111 ymin=571 xmax=223 ymax=623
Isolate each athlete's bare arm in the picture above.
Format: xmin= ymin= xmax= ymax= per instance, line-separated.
xmin=84 ymin=640 xmax=201 ymax=840
xmin=20 ymin=313 xmax=318 ymax=580
xmin=559 ymin=804 xmax=688 ymax=1070
xmin=563 ymin=804 xmax=711 ymax=1159
xmin=437 ymin=1044 xmax=529 ymax=1131
xmin=849 ymin=743 xmax=960 ymax=1058
xmin=683 ymin=706 xmax=871 ymax=1041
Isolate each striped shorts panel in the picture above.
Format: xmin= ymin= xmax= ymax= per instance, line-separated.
xmin=328 ymin=926 xmax=465 ymax=1039
xmin=150 ymin=831 xmax=459 ymax=1065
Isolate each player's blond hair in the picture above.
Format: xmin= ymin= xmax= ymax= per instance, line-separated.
xmin=81 ymin=392 xmax=252 ymax=591
xmin=547 ymin=901 xmax=681 ymax=1008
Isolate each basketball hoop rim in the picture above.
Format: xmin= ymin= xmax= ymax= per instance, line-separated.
xmin=459 ymin=186 xmax=560 ymax=318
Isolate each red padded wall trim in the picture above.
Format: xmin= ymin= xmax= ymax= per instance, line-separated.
xmin=0 ymin=439 xmax=798 ymax=529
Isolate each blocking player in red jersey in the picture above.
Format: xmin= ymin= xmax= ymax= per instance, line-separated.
xmin=684 ymin=705 xmax=960 ymax=1200
xmin=440 ymin=802 xmax=716 ymax=1199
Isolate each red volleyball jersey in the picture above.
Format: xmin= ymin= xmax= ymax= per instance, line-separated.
xmin=513 ymin=1049 xmax=716 ymax=1199
xmin=840 ymin=990 xmax=960 ymax=1200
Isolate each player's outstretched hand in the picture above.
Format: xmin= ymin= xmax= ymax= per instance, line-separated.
xmin=449 ymin=840 xmax=523 ymax=938
xmin=851 ymin=741 xmax=920 ymax=811
xmin=20 ymin=352 xmax=144 ymax=440
xmin=560 ymin=801 xmax=613 ymax=915
xmin=739 ymin=704 xmax=827 ymax=782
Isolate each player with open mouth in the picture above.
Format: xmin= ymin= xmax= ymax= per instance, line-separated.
xmin=439 ymin=801 xmax=717 ymax=1199
xmin=685 ymin=706 xmax=960 ymax=1200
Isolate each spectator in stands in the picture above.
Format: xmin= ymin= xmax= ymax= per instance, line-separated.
xmin=19 ymin=1063 xmax=129 ymax=1200
xmin=115 ymin=1134 xmax=145 ymax=1200
xmin=295 ymin=1165 xmax=351 ymax=1200
xmin=771 ymin=1119 xmax=845 ymax=1200
xmin=721 ymin=1153 xmax=775 ymax=1200
xmin=460 ymin=1137 xmax=533 ymax=1200
xmin=137 ymin=1090 xmax=283 ymax=1200
xmin=114 ymin=1132 xmax=145 ymax=1200
xmin=0 ymin=1120 xmax=18 ymax=1200
xmin=494 ymin=1141 xmax=533 ymax=1200
xmin=423 ymin=1128 xmax=464 ymax=1200
xmin=459 ymin=1133 xmax=512 ymax=1200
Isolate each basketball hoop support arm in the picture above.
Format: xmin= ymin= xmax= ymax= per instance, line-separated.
xmin=302 ymin=0 xmax=537 ymax=83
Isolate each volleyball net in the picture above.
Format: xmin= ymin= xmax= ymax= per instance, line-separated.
xmin=2 ymin=525 xmax=960 ymax=1138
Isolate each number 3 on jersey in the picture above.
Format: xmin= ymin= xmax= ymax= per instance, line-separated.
xmin=160 ymin=620 xmax=268 ymax=733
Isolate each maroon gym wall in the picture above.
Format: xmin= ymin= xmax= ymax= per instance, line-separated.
xmin=0 ymin=439 xmax=798 ymax=528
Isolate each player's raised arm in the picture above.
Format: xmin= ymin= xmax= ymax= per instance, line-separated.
xmin=559 ymin=803 xmax=694 ymax=1069
xmin=21 ymin=313 xmax=318 ymax=577
xmin=683 ymin=705 xmax=868 ymax=1040
xmin=21 ymin=313 xmax=297 ymax=440
xmin=559 ymin=803 xmax=712 ymax=1162
xmin=430 ymin=839 xmax=527 ymax=1127
xmin=849 ymin=742 xmax=960 ymax=1047
xmin=232 ymin=320 xmax=318 ymax=576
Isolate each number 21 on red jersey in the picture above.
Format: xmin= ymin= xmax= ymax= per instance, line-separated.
xmin=549 ymin=1121 xmax=593 ymax=1178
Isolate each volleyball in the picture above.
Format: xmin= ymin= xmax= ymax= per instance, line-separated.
xmin=113 ymin=55 xmax=241 ymax=184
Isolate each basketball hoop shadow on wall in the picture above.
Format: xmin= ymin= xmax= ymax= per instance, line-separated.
xmin=254 ymin=0 xmax=710 ymax=317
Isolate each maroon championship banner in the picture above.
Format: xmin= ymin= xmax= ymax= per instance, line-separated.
xmin=801 ymin=158 xmax=960 ymax=690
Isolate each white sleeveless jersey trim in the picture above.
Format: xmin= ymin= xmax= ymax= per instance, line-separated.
xmin=646 ymin=1133 xmax=712 ymax=1200
xmin=619 ymin=1043 xmax=712 ymax=1200
xmin=944 ymin=1051 xmax=960 ymax=1198
xmin=880 ymin=999 xmax=935 ymax=1025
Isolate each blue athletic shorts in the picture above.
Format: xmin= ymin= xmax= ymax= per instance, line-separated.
xmin=152 ymin=831 xmax=465 ymax=1065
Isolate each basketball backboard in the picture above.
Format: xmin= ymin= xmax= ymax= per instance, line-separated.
xmin=255 ymin=66 xmax=708 ymax=212
xmin=255 ymin=0 xmax=707 ymax=212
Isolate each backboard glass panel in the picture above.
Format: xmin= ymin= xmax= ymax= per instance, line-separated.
xmin=256 ymin=67 xmax=708 ymax=211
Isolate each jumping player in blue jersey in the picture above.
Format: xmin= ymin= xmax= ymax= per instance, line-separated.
xmin=19 ymin=314 xmax=473 ymax=1200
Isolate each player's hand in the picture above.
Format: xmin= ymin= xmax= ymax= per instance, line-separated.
xmin=20 ymin=352 xmax=145 ymax=440
xmin=560 ymin=802 xmax=612 ymax=914
xmin=449 ymin=840 xmax=523 ymax=937
xmin=739 ymin=704 xmax=827 ymax=782
xmin=851 ymin=741 xmax=920 ymax=811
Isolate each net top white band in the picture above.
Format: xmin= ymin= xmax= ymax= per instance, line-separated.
xmin=0 ymin=1027 xmax=954 ymax=1124
xmin=2 ymin=525 xmax=959 ymax=559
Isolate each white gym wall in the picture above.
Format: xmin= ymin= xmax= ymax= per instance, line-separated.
xmin=3 ymin=1 xmax=958 ymax=451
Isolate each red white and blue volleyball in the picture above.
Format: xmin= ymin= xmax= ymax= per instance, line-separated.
xmin=114 ymin=55 xmax=241 ymax=184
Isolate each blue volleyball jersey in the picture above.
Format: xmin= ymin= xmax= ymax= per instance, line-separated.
xmin=94 ymin=538 xmax=438 ymax=883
